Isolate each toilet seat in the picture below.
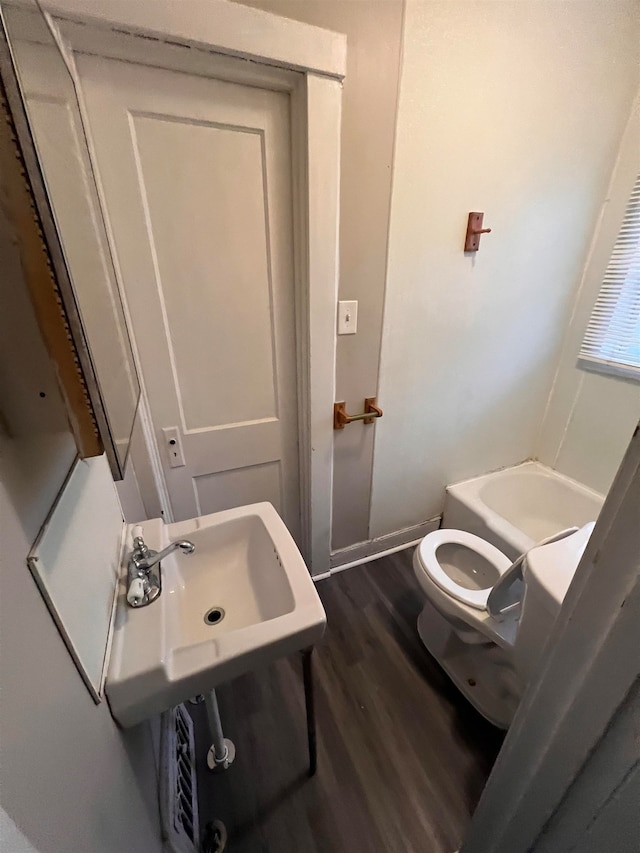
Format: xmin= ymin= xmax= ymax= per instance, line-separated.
xmin=416 ymin=529 xmax=512 ymax=611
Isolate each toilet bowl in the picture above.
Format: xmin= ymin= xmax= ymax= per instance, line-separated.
xmin=414 ymin=529 xmax=517 ymax=648
xmin=413 ymin=522 xmax=595 ymax=728
xmin=416 ymin=529 xmax=512 ymax=610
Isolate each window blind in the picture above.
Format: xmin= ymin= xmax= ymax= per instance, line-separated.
xmin=579 ymin=173 xmax=640 ymax=381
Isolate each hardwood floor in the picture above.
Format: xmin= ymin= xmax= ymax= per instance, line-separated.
xmin=190 ymin=549 xmax=504 ymax=852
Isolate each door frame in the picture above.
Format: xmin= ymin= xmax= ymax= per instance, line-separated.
xmin=33 ymin=0 xmax=345 ymax=574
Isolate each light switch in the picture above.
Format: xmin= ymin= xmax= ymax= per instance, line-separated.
xmin=337 ymin=300 xmax=358 ymax=335
xmin=162 ymin=426 xmax=186 ymax=468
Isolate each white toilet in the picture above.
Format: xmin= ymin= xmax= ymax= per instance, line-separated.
xmin=413 ymin=522 xmax=595 ymax=728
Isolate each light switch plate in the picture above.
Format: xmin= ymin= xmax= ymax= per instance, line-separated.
xmin=162 ymin=426 xmax=186 ymax=468
xmin=337 ymin=300 xmax=358 ymax=335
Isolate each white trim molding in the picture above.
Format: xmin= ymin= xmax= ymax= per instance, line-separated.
xmin=43 ymin=0 xmax=346 ymax=79
xmin=305 ymin=72 xmax=341 ymax=575
xmin=462 ymin=421 xmax=640 ymax=853
xmin=329 ymin=517 xmax=440 ymax=572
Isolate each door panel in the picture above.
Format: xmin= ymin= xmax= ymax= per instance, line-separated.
xmin=193 ymin=461 xmax=281 ymax=517
xmin=76 ymin=54 xmax=300 ymax=537
xmin=132 ymin=114 xmax=278 ymax=430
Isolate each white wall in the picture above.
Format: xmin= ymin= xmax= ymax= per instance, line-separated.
xmin=371 ymin=0 xmax=640 ymax=537
xmin=0 ymin=468 xmax=164 ymax=853
xmin=537 ymin=94 xmax=640 ymax=496
xmin=234 ymin=0 xmax=405 ymax=550
xmin=116 ymin=452 xmax=147 ymax=522
xmin=0 ymin=198 xmax=163 ymax=852
xmin=535 ymin=680 xmax=640 ymax=852
xmin=116 ymin=404 xmax=167 ymax=523
xmin=1 ymin=808 xmax=38 ymax=853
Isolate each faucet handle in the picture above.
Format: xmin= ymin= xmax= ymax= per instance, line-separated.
xmin=127 ymin=577 xmax=146 ymax=607
xmin=132 ymin=525 xmax=148 ymax=557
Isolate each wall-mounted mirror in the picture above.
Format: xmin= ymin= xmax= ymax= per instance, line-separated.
xmin=0 ymin=0 xmax=141 ymax=479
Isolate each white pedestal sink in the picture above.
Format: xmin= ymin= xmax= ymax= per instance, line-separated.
xmin=106 ymin=502 xmax=326 ymax=729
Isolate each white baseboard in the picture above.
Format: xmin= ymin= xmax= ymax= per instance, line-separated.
xmin=312 ymin=517 xmax=441 ymax=580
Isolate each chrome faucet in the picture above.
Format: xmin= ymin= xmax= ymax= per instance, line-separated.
xmin=127 ymin=529 xmax=195 ymax=608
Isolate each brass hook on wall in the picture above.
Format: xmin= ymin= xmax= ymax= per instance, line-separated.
xmin=334 ymin=397 xmax=383 ymax=430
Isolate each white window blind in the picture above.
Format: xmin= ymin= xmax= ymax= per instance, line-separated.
xmin=579 ymin=173 xmax=640 ymax=382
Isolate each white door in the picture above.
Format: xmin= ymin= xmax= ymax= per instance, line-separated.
xmin=76 ymin=55 xmax=300 ymax=538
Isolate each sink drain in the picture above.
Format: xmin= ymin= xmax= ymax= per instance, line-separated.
xmin=204 ymin=607 xmax=225 ymax=626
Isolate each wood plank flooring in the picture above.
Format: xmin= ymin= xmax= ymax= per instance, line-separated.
xmin=190 ymin=549 xmax=504 ymax=852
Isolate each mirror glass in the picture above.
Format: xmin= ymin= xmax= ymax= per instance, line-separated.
xmin=2 ymin=0 xmax=140 ymax=477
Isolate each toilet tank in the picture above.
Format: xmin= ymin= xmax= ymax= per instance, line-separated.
xmin=514 ymin=523 xmax=595 ymax=687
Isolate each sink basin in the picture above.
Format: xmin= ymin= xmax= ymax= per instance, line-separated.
xmin=106 ymin=503 xmax=326 ymax=727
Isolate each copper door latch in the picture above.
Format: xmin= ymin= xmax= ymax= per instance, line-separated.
xmin=333 ymin=397 xmax=383 ymax=430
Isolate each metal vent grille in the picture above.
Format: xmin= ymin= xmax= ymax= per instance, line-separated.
xmin=160 ymin=704 xmax=200 ymax=853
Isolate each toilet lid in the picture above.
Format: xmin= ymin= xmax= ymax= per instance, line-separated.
xmin=416 ymin=529 xmax=512 ymax=610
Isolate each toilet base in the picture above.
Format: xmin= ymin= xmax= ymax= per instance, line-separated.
xmin=417 ymin=601 xmax=520 ymax=729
